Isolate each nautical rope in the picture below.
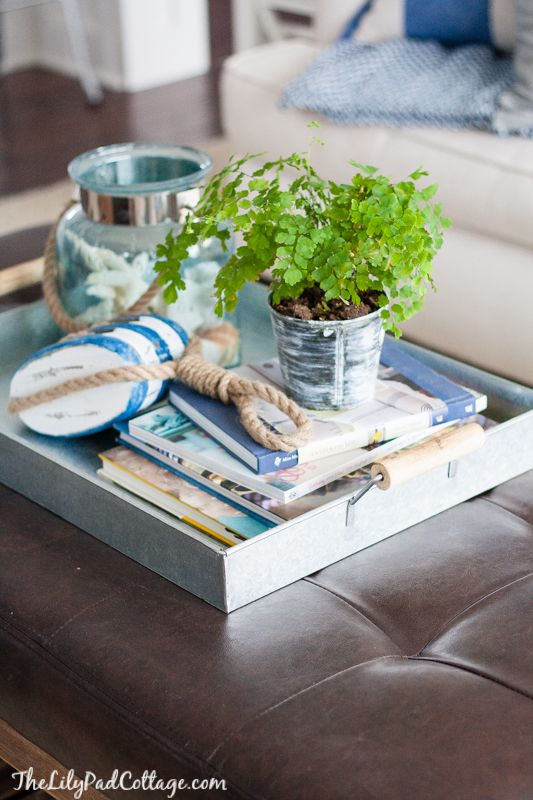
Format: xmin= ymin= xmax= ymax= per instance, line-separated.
xmin=14 ymin=212 xmax=313 ymax=452
xmin=8 ymin=337 xmax=313 ymax=451
xmin=42 ymin=200 xmax=161 ymax=334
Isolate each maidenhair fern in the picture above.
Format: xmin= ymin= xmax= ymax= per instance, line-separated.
xmin=155 ymin=131 xmax=450 ymax=336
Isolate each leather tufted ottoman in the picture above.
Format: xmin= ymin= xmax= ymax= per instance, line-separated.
xmin=0 ymin=471 xmax=532 ymax=800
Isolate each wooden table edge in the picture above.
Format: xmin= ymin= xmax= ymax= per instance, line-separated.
xmin=0 ymin=718 xmax=110 ymax=800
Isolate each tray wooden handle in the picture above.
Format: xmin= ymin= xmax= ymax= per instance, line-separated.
xmin=370 ymin=422 xmax=486 ymax=491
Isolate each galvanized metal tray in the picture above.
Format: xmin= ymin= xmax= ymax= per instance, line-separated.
xmin=2 ymin=283 xmax=533 ymax=612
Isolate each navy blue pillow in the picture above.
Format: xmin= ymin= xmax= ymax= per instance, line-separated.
xmin=341 ymin=0 xmax=514 ymax=50
xmin=406 ymin=0 xmax=490 ymax=46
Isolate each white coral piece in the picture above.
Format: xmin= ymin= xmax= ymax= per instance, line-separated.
xmin=64 ymin=229 xmax=152 ymax=316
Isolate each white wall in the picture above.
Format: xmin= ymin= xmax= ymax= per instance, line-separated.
xmin=119 ymin=0 xmax=210 ymax=91
xmin=1 ymin=0 xmax=210 ymax=91
xmin=1 ymin=5 xmax=40 ymax=73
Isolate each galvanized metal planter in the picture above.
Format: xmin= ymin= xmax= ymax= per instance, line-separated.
xmin=269 ymin=302 xmax=384 ymax=410
xmin=2 ymin=282 xmax=533 ymax=612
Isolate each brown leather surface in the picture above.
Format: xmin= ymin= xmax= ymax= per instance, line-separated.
xmin=0 ymin=474 xmax=532 ymax=799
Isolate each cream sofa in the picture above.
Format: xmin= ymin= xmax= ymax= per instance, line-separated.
xmin=221 ymin=1 xmax=533 ymax=385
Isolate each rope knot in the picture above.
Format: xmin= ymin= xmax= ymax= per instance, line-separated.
xmin=217 ymin=371 xmax=234 ymax=405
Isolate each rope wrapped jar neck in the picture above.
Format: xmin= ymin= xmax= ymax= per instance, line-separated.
xmin=42 ymin=200 xmax=162 ymax=335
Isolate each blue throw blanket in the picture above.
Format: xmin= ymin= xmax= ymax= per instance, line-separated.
xmin=281 ymin=39 xmax=529 ymax=134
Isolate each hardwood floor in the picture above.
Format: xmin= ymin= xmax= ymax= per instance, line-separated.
xmin=0 ymin=68 xmax=222 ymax=196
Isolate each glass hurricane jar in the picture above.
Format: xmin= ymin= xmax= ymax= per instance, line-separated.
xmin=55 ymin=143 xmax=233 ymax=333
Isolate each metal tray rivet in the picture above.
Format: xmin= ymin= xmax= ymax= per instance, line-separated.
xmin=448 ymin=460 xmax=458 ymax=479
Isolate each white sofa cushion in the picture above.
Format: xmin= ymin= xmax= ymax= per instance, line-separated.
xmin=222 ymin=40 xmax=533 ymax=250
xmin=313 ymin=0 xmax=367 ymax=44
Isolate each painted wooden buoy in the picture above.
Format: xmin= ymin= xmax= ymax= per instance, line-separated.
xmin=9 ymin=317 xmax=188 ymax=437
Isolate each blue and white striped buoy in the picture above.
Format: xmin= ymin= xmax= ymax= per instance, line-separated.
xmin=9 ymin=315 xmax=188 ymax=437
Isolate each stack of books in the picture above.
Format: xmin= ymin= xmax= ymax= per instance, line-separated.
xmin=98 ymin=337 xmax=489 ymax=548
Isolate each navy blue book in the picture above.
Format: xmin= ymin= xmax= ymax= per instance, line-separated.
xmin=168 ymin=337 xmax=487 ymax=475
xmin=379 ymin=338 xmax=482 ymax=423
xmin=169 ymin=382 xmax=299 ymax=474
